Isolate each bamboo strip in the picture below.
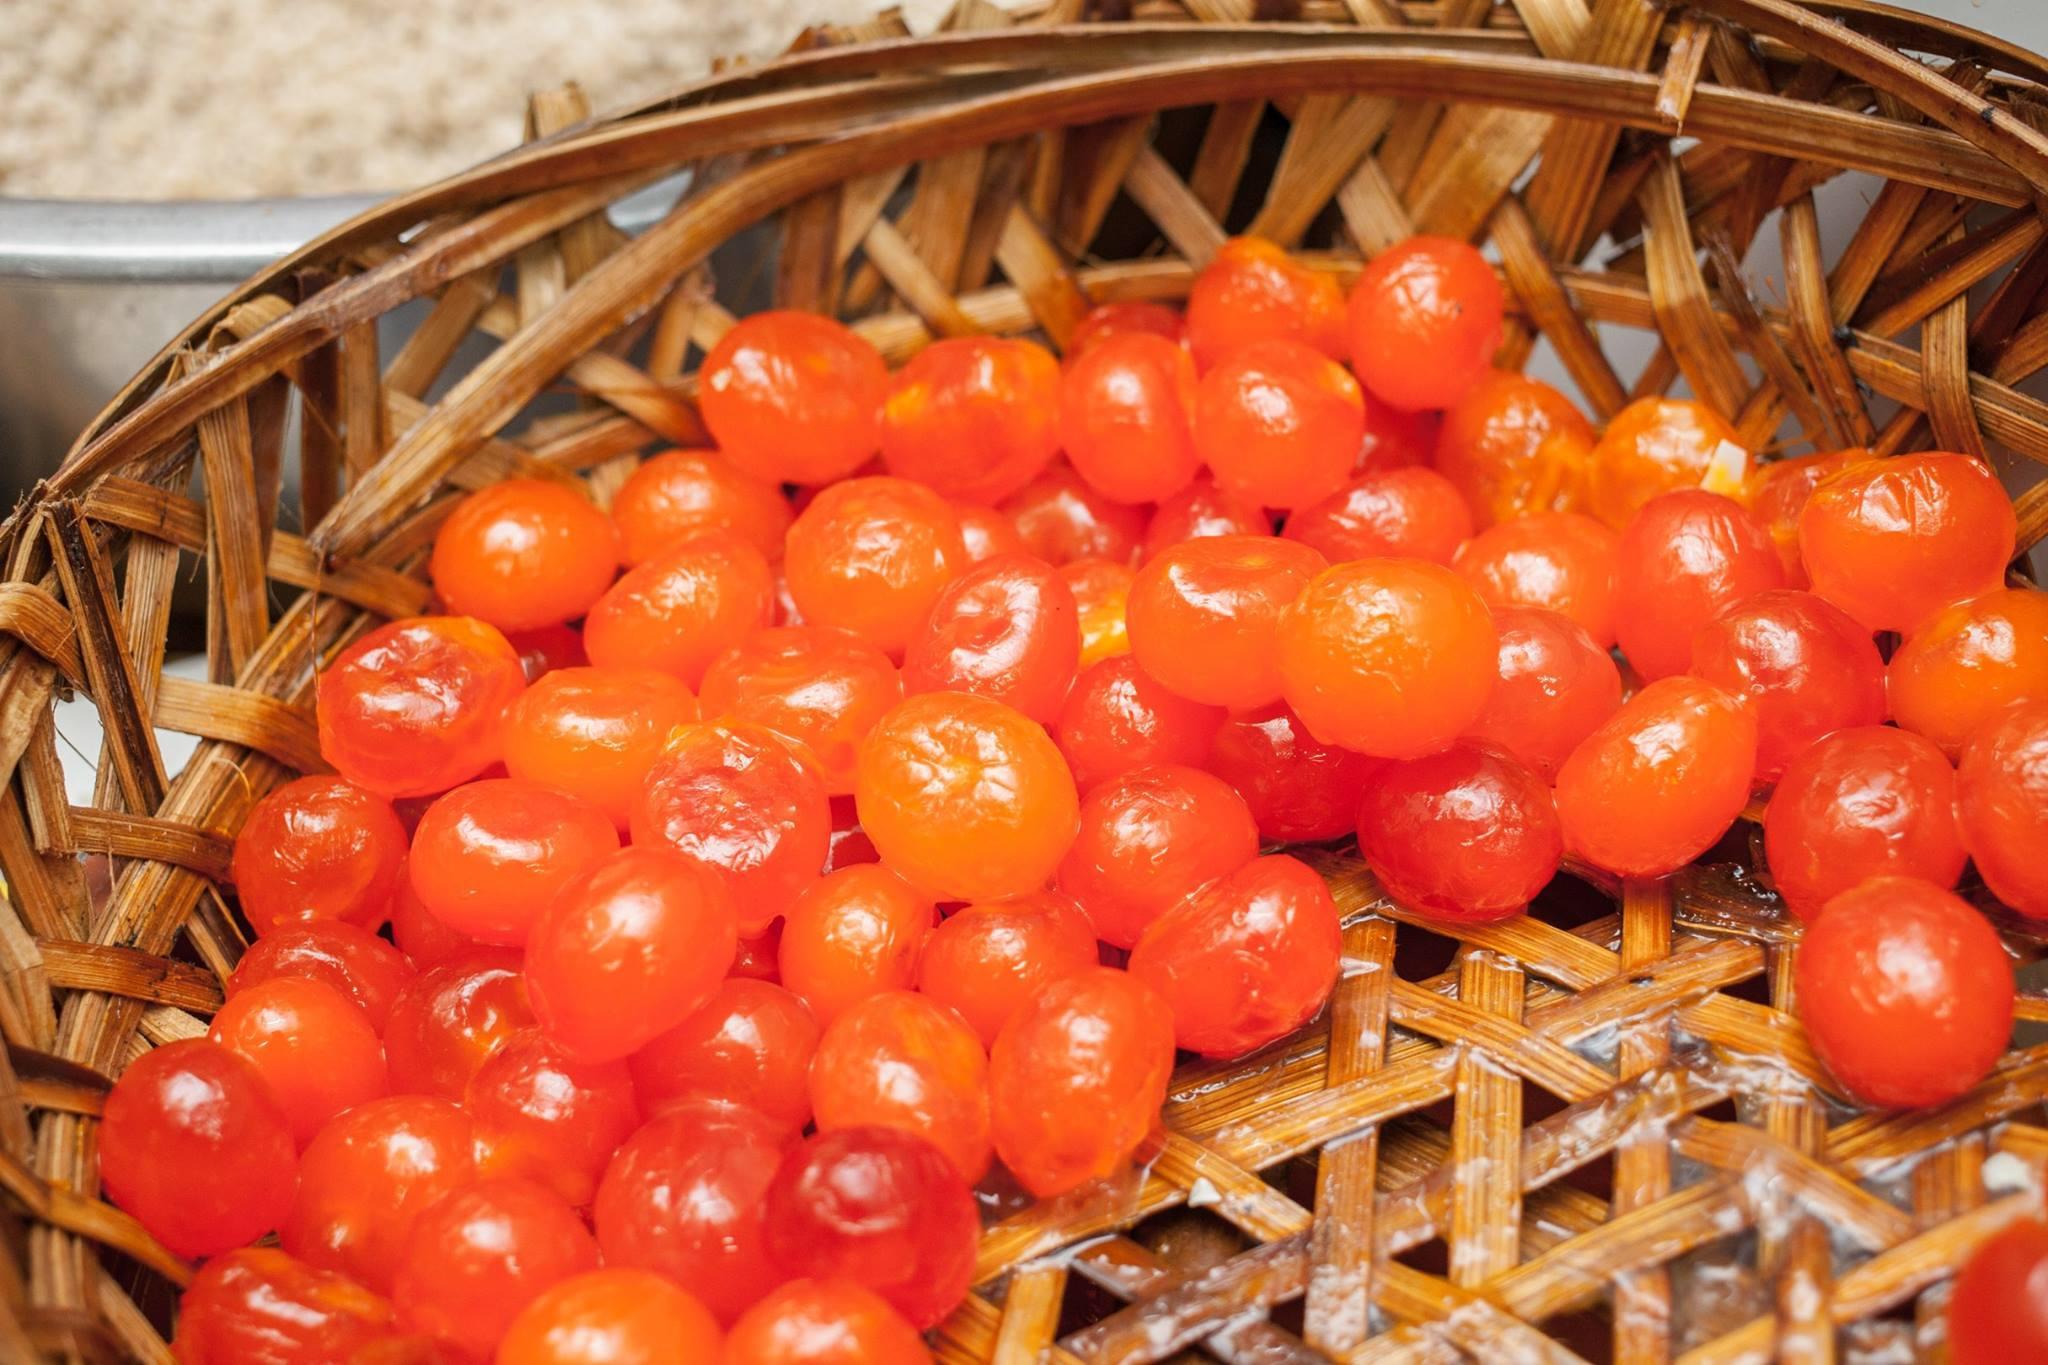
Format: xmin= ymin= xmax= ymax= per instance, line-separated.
xmin=33 ymin=942 xmax=222 ymax=1014
xmin=1302 ymin=919 xmax=1393 ymax=1356
xmin=987 ymin=1262 xmax=1065 ymax=1365
xmin=1123 ymin=147 xmax=1228 ymax=268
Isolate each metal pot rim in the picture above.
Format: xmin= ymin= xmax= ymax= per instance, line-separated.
xmin=0 ymin=180 xmax=682 ymax=284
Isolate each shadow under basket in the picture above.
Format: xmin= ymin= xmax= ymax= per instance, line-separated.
xmin=7 ymin=0 xmax=2048 ymax=1359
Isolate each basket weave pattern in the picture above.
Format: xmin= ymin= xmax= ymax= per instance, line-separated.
xmin=5 ymin=1 xmax=2048 ymax=1360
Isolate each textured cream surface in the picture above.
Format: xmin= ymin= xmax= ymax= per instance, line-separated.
xmin=2 ymin=0 xmax=953 ymax=199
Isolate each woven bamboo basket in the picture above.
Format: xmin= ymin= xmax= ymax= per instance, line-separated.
xmin=6 ymin=0 xmax=2048 ymax=1359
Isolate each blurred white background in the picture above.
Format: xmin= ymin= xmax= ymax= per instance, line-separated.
xmin=1907 ymin=1 xmax=2040 ymax=50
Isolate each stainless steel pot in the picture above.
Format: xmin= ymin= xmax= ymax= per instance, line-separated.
xmin=0 ymin=196 xmax=380 ymax=502
xmin=0 ymin=183 xmax=689 ymax=506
